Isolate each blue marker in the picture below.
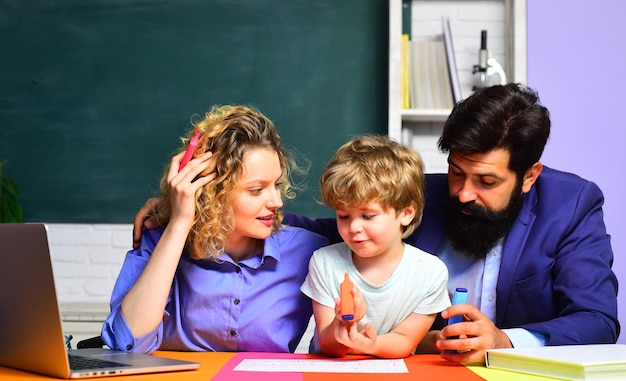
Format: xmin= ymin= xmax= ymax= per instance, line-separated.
xmin=445 ymin=287 xmax=468 ymax=353
xmin=447 ymin=287 xmax=468 ymax=325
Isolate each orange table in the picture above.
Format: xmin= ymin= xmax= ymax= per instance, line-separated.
xmin=0 ymin=351 xmax=554 ymax=380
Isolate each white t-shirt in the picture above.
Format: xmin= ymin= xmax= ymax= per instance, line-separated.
xmin=301 ymin=242 xmax=450 ymax=352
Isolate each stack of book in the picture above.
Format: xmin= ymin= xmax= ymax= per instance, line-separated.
xmin=401 ymin=16 xmax=461 ymax=111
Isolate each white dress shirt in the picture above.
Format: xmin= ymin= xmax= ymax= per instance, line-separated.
xmin=437 ymin=237 xmax=547 ymax=347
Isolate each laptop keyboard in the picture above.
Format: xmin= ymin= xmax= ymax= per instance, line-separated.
xmin=69 ymin=354 xmax=131 ymax=371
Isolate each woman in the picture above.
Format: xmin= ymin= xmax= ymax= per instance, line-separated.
xmin=102 ymin=105 xmax=328 ymax=354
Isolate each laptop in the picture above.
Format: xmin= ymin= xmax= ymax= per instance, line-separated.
xmin=0 ymin=223 xmax=200 ymax=378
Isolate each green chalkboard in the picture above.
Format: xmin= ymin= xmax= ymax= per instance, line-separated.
xmin=0 ymin=0 xmax=388 ymax=223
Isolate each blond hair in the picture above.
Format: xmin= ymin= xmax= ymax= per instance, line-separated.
xmin=320 ymin=135 xmax=425 ymax=238
xmin=157 ymin=105 xmax=297 ymax=260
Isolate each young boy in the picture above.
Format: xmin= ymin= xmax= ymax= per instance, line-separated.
xmin=301 ymin=135 xmax=450 ymax=358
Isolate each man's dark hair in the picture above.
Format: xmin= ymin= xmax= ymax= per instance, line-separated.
xmin=438 ymin=83 xmax=551 ymax=177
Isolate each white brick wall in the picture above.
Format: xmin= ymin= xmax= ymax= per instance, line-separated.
xmin=48 ymin=224 xmax=131 ymax=304
xmin=402 ymin=120 xmax=448 ymax=173
xmin=46 ymin=224 xmax=130 ymax=346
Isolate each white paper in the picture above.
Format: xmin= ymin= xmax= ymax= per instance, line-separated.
xmin=233 ymin=358 xmax=408 ymax=373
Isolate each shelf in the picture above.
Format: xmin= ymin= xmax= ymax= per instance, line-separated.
xmin=401 ymin=109 xmax=451 ymax=122
xmin=388 ymin=0 xmax=527 ymax=173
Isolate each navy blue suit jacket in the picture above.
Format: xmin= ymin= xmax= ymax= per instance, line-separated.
xmin=284 ymin=167 xmax=619 ymax=345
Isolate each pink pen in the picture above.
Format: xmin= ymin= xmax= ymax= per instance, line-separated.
xmin=178 ymin=129 xmax=201 ymax=172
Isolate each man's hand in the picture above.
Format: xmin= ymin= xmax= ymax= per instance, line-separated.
xmin=435 ymin=303 xmax=512 ymax=364
xmin=132 ymin=198 xmax=165 ymax=249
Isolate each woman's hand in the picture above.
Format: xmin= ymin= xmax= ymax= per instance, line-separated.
xmin=165 ymin=151 xmax=214 ymax=230
xmin=132 ymin=152 xmax=216 ymax=248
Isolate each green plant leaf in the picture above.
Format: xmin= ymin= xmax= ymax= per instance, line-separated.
xmin=2 ymin=174 xmax=20 ymax=197
xmin=0 ymin=160 xmax=24 ymax=222
xmin=5 ymin=194 xmax=23 ymax=222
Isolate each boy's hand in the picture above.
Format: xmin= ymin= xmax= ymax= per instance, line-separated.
xmin=334 ymin=286 xmax=366 ymax=322
xmin=329 ymin=286 xmax=371 ymax=353
xmin=334 ymin=322 xmax=379 ymax=355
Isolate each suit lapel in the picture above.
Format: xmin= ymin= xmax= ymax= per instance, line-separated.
xmin=495 ymin=187 xmax=538 ymax=326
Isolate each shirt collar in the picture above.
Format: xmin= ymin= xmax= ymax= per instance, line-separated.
xmin=218 ymin=234 xmax=282 ymax=269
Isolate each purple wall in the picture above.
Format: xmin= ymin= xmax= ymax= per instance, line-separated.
xmin=527 ymin=0 xmax=626 ymax=343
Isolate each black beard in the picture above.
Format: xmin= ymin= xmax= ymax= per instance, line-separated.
xmin=443 ymin=184 xmax=524 ymax=259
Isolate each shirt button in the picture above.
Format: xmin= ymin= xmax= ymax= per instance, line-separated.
xmin=230 ymin=330 xmax=237 ymax=336
xmin=126 ymin=344 xmax=133 ymax=351
xmin=488 ymin=295 xmax=495 ymax=302
xmin=234 ymin=298 xmax=240 ymax=305
xmin=235 ymin=267 xmax=241 ymax=273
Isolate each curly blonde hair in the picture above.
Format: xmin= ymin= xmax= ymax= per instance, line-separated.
xmin=157 ymin=105 xmax=297 ymax=261
xmin=320 ymin=135 xmax=425 ymax=238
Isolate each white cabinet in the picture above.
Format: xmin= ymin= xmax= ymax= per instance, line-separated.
xmin=388 ymin=0 xmax=527 ymax=173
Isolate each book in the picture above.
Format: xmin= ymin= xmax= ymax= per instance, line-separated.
xmin=433 ymin=35 xmax=453 ymax=109
xmin=409 ymin=39 xmax=428 ymax=109
xmin=409 ymin=38 xmax=434 ymax=109
xmin=442 ymin=16 xmax=462 ymax=103
xmin=401 ymin=33 xmax=411 ymax=109
xmin=485 ymin=344 xmax=626 ymax=380
xmin=409 ymin=36 xmax=452 ymax=110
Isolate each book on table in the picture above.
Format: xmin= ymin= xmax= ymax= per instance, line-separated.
xmin=485 ymin=344 xmax=626 ymax=381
